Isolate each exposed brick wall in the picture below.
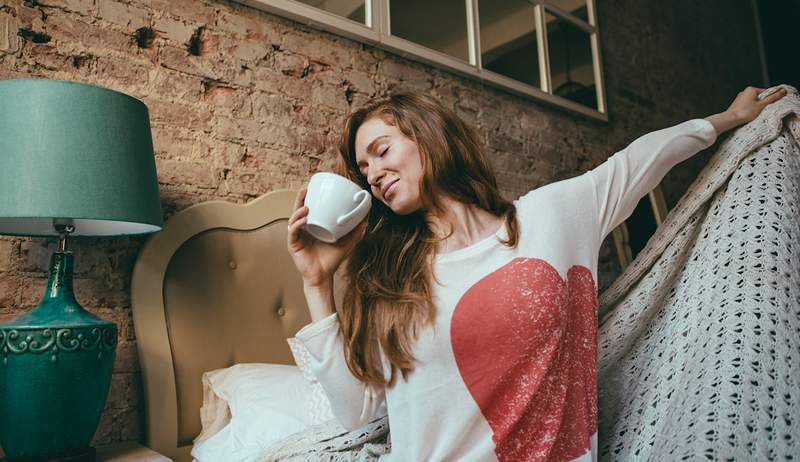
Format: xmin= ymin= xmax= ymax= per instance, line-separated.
xmin=0 ymin=0 xmax=763 ymax=449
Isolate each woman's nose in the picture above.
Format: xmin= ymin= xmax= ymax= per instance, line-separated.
xmin=367 ymin=169 xmax=384 ymax=189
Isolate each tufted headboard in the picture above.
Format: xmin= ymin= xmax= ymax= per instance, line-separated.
xmin=130 ymin=189 xmax=346 ymax=461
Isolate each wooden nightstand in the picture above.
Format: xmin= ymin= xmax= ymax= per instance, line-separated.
xmin=96 ymin=442 xmax=172 ymax=462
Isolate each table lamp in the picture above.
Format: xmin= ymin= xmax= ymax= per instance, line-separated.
xmin=0 ymin=79 xmax=163 ymax=462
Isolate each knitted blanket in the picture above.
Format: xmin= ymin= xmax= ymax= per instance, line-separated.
xmin=597 ymin=84 xmax=800 ymax=461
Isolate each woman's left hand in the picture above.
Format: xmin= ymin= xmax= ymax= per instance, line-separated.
xmin=705 ymin=86 xmax=789 ymax=135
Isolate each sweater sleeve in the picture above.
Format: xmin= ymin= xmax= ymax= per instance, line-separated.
xmin=294 ymin=313 xmax=388 ymax=431
xmin=586 ymin=119 xmax=718 ymax=243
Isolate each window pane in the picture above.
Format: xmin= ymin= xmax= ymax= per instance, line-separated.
xmin=390 ymin=0 xmax=469 ymax=62
xmin=295 ymin=0 xmax=367 ymax=24
xmin=546 ymin=11 xmax=596 ymax=109
xmin=547 ymin=0 xmax=589 ymax=21
xmin=478 ymin=0 xmax=539 ymax=88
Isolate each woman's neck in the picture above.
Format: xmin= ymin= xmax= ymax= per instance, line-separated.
xmin=427 ymin=197 xmax=503 ymax=254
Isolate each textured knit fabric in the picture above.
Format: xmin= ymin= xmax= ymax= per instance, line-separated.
xmin=597 ymin=84 xmax=800 ymax=461
xmin=269 ymin=117 xmax=720 ymax=462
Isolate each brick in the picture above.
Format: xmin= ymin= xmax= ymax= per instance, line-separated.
xmin=0 ymin=11 xmax=21 ymax=53
xmin=255 ymin=123 xmax=299 ymax=149
xmin=454 ymin=102 xmax=479 ymax=126
xmin=278 ymin=74 xmax=314 ymax=100
xmin=155 ymin=158 xmax=217 ymax=190
xmin=291 ymin=103 xmax=339 ymax=128
xmin=204 ymin=81 xmax=252 ymax=118
xmin=281 ymin=30 xmax=351 ymax=69
xmin=16 ymin=4 xmax=46 ymax=33
xmin=347 ymin=91 xmax=372 ymax=110
xmin=104 ymin=373 xmax=128 ymax=409
xmin=212 ymin=33 xmax=270 ymax=64
xmin=152 ymin=15 xmax=196 ymax=45
xmin=19 ymin=277 xmax=47 ymax=309
xmin=273 ymin=51 xmax=306 ymax=77
xmin=0 ymin=240 xmax=14 ymax=272
xmin=151 ymin=127 xmax=211 ymax=160
xmin=119 ymin=313 xmax=137 ymax=342
xmin=145 ymin=98 xmax=214 ymax=131
xmin=214 ymin=9 xmax=279 ymax=43
xmin=213 ymin=139 xmax=248 ymax=166
xmin=234 ymin=146 xmax=285 ymax=171
xmin=159 ymin=44 xmax=219 ymax=81
xmin=213 ymin=115 xmax=261 ymax=142
xmin=251 ymin=91 xmax=293 ymax=123
xmin=19 ymin=240 xmax=53 ymax=273
xmin=377 ymin=58 xmax=432 ymax=91
xmin=148 ymin=68 xmax=204 ymax=103
xmin=45 ymin=12 xmax=136 ymax=55
xmin=350 ymin=46 xmax=380 ymax=74
xmin=70 ymin=240 xmax=113 ymax=275
xmin=97 ymin=0 xmax=150 ymax=30
xmin=143 ymin=0 xmax=218 ymax=25
xmin=39 ymin=0 xmax=94 ymax=16
xmin=113 ymin=343 xmax=140 ymax=373
xmin=311 ymin=82 xmax=349 ymax=112
xmin=92 ymin=55 xmax=152 ymax=92
xmin=250 ymin=66 xmax=290 ymax=94
xmin=0 ymin=311 xmax=19 ymax=323
xmin=91 ymin=409 xmax=116 ymax=445
xmin=298 ymin=129 xmax=328 ymax=155
xmin=222 ymin=169 xmax=263 ymax=195
xmin=73 ymin=277 xmax=130 ymax=308
xmin=118 ymin=406 xmax=144 ymax=441
xmin=343 ymin=69 xmax=375 ymax=97
xmin=0 ymin=273 xmax=16 ymax=308
xmin=0 ymin=67 xmax=35 ymax=80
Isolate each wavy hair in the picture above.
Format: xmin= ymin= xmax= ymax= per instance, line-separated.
xmin=334 ymin=93 xmax=520 ymax=387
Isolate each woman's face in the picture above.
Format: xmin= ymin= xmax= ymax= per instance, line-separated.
xmin=354 ymin=116 xmax=425 ymax=215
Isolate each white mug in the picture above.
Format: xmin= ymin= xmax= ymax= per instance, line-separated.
xmin=303 ymin=172 xmax=372 ymax=243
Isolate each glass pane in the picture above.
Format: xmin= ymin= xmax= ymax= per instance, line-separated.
xmin=547 ymin=0 xmax=589 ymax=22
xmin=390 ymin=0 xmax=469 ymax=62
xmin=295 ymin=0 xmax=367 ymax=24
xmin=546 ymin=11 xmax=596 ymax=109
xmin=478 ymin=0 xmax=539 ymax=88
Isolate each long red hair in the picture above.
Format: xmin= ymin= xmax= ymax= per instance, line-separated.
xmin=335 ymin=93 xmax=520 ymax=386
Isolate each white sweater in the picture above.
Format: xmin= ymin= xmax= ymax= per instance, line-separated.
xmin=295 ymin=118 xmax=718 ymax=462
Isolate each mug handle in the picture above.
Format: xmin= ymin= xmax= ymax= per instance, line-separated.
xmin=337 ymin=190 xmax=371 ymax=225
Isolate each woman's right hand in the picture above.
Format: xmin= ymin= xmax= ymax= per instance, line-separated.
xmin=287 ymin=186 xmax=369 ymax=289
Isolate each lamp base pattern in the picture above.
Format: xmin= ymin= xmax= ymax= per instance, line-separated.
xmin=0 ymin=327 xmax=117 ymax=365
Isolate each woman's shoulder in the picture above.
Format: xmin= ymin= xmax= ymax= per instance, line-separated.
xmin=515 ymin=171 xmax=594 ymax=208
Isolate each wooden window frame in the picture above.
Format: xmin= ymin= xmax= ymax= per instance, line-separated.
xmin=235 ymin=0 xmax=608 ymax=121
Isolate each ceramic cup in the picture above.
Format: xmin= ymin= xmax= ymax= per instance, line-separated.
xmin=303 ymin=172 xmax=372 ymax=243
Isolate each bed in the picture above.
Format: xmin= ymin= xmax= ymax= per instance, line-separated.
xmin=131 ymin=189 xmax=349 ymax=461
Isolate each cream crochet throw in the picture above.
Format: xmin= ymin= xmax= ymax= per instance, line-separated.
xmin=597 ymin=84 xmax=800 ymax=461
xmin=256 ymin=85 xmax=800 ymax=461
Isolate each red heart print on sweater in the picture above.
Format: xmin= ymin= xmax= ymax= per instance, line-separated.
xmin=450 ymin=257 xmax=598 ymax=462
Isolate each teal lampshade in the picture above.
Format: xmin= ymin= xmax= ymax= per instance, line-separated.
xmin=0 ymin=78 xmax=163 ymax=236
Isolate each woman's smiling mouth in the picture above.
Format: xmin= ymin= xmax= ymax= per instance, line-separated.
xmin=383 ymin=179 xmax=399 ymax=200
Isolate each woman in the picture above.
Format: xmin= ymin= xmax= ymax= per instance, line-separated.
xmin=286 ymin=86 xmax=787 ymax=462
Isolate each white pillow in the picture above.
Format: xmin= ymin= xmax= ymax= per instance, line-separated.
xmin=286 ymin=337 xmax=337 ymax=425
xmin=191 ymin=363 xmax=314 ymax=462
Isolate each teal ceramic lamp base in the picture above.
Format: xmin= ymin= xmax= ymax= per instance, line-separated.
xmin=0 ymin=251 xmax=117 ymax=461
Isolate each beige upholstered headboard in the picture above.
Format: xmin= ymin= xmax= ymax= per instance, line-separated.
xmin=131 ymin=189 xmax=345 ymax=462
